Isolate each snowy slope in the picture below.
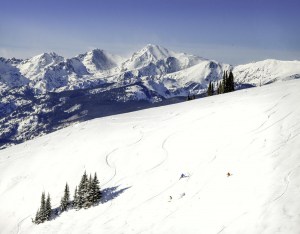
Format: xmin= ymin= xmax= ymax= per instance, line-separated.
xmin=1 ymin=80 xmax=300 ymax=233
xmin=233 ymin=59 xmax=300 ymax=86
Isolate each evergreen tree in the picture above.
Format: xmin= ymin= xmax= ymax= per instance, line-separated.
xmin=228 ymin=71 xmax=234 ymax=92
xmin=73 ymin=186 xmax=79 ymax=209
xmin=211 ymin=82 xmax=214 ymax=95
xmin=60 ymin=183 xmax=70 ymax=212
xmin=45 ymin=193 xmax=52 ymax=220
xmin=85 ymin=174 xmax=93 ymax=208
xmin=77 ymin=171 xmax=90 ymax=209
xmin=91 ymin=172 xmax=101 ymax=204
xmin=222 ymin=71 xmax=226 ymax=93
xmin=207 ymin=81 xmax=212 ymax=96
xmin=34 ymin=192 xmax=48 ymax=224
xmin=225 ymin=71 xmax=229 ymax=93
xmin=40 ymin=192 xmax=47 ymax=222
xmin=33 ymin=209 xmax=41 ymax=224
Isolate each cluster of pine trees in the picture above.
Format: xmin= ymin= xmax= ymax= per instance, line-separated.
xmin=73 ymin=171 xmax=102 ymax=209
xmin=207 ymin=71 xmax=235 ymax=96
xmin=32 ymin=192 xmax=52 ymax=224
xmin=33 ymin=171 xmax=102 ymax=225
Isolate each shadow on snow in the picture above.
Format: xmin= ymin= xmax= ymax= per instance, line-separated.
xmin=49 ymin=185 xmax=130 ymax=221
xmin=101 ymin=185 xmax=131 ymax=204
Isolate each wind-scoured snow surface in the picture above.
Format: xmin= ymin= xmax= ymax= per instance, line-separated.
xmin=1 ymin=80 xmax=300 ymax=234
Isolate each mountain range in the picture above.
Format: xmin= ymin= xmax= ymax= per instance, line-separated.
xmin=1 ymin=44 xmax=300 ymax=148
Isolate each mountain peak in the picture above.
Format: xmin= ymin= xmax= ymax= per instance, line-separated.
xmin=31 ymin=52 xmax=64 ymax=65
xmin=78 ymin=49 xmax=123 ymax=72
xmin=36 ymin=52 xmax=61 ymax=59
xmin=138 ymin=44 xmax=172 ymax=59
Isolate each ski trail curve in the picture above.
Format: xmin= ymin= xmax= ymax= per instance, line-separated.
xmin=147 ymin=131 xmax=181 ymax=172
xmin=102 ymin=125 xmax=143 ymax=187
xmin=16 ymin=215 xmax=29 ymax=234
xmin=272 ymin=165 xmax=300 ymax=203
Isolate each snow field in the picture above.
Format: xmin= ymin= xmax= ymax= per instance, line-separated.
xmin=0 ymin=80 xmax=300 ymax=233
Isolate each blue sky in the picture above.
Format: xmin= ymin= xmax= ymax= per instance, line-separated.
xmin=0 ymin=0 xmax=299 ymax=64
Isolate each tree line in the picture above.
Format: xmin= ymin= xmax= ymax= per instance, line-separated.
xmin=33 ymin=171 xmax=102 ymax=224
xmin=207 ymin=70 xmax=235 ymax=96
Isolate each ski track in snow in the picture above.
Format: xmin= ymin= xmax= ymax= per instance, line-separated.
xmin=250 ymin=93 xmax=290 ymax=134
xmin=255 ymin=112 xmax=292 ymax=134
xmin=102 ymin=125 xmax=143 ymax=187
xmin=216 ymin=212 xmax=248 ymax=234
xmin=16 ymin=215 xmax=30 ymax=234
xmin=215 ymin=164 xmax=295 ymax=234
xmin=146 ymin=132 xmax=177 ymax=172
xmin=272 ymin=165 xmax=300 ymax=203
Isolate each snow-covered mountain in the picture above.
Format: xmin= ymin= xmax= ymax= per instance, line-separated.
xmin=1 ymin=45 xmax=300 ymax=148
xmin=18 ymin=52 xmax=64 ymax=81
xmin=233 ymin=59 xmax=300 ymax=86
xmin=1 ymin=45 xmax=231 ymax=94
xmin=113 ymin=44 xmax=231 ymax=97
xmin=121 ymin=44 xmax=204 ymax=73
xmin=78 ymin=49 xmax=124 ymax=73
xmin=0 ymin=58 xmax=29 ymax=91
xmin=1 ymin=79 xmax=300 ymax=233
xmin=2 ymin=46 xmax=300 ymax=95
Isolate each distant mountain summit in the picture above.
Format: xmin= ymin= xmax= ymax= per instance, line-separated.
xmin=18 ymin=52 xmax=64 ymax=81
xmin=121 ymin=44 xmax=206 ymax=75
xmin=78 ymin=49 xmax=124 ymax=73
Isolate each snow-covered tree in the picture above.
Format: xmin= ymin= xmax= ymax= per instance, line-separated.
xmin=40 ymin=192 xmax=47 ymax=222
xmin=78 ymin=171 xmax=90 ymax=208
xmin=33 ymin=191 xmax=50 ymax=224
xmin=33 ymin=209 xmax=41 ymax=224
xmin=91 ymin=172 xmax=102 ymax=203
xmin=73 ymin=186 xmax=79 ymax=209
xmin=60 ymin=183 xmax=70 ymax=212
xmin=45 ymin=193 xmax=52 ymax=220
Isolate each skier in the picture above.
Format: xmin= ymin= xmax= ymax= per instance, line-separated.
xmin=180 ymin=173 xmax=189 ymax=179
